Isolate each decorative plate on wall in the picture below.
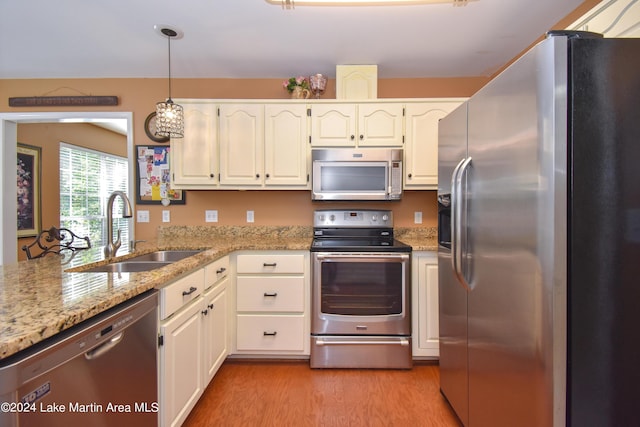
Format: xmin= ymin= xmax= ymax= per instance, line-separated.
xmin=144 ymin=112 xmax=170 ymax=143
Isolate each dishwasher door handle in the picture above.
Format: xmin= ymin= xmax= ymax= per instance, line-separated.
xmin=85 ymin=332 xmax=125 ymax=360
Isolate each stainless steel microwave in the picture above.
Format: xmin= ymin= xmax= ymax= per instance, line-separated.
xmin=311 ymin=148 xmax=403 ymax=200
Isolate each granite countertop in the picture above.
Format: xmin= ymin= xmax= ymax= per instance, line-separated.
xmin=0 ymin=225 xmax=436 ymax=361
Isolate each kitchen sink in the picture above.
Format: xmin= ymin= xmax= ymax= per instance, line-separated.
xmin=82 ymin=261 xmax=172 ymax=273
xmin=127 ymin=250 xmax=203 ymax=262
xmin=77 ymin=250 xmax=202 ymax=273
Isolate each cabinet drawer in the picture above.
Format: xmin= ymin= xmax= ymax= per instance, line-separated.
xmin=204 ymin=256 xmax=229 ymax=289
xmin=236 ymin=315 xmax=305 ymax=351
xmin=236 ymin=254 xmax=305 ymax=274
xmin=236 ymin=276 xmax=304 ymax=312
xmin=160 ymin=269 xmax=205 ymax=320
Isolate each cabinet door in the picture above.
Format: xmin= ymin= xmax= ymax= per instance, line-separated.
xmin=203 ymin=282 xmax=228 ymax=384
xmin=310 ymin=104 xmax=357 ymax=147
xmin=171 ymin=102 xmax=218 ymax=188
xmin=412 ymin=253 xmax=440 ymax=358
xmin=264 ymin=104 xmax=309 ymax=187
xmin=358 ymin=103 xmax=404 ymax=147
xmin=159 ymin=300 xmax=204 ymax=427
xmin=219 ymin=104 xmax=264 ymax=186
xmin=404 ymin=101 xmax=461 ymax=189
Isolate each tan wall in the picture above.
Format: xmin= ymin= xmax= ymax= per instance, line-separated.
xmin=1 ymin=77 xmax=484 ymax=246
xmin=16 ymin=123 xmax=127 ymax=260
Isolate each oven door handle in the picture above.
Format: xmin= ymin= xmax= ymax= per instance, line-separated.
xmin=314 ymin=253 xmax=410 ymax=261
xmin=315 ymin=338 xmax=410 ymax=346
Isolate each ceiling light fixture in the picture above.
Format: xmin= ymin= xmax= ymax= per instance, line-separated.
xmin=267 ymin=0 xmax=473 ymax=8
xmin=155 ymin=26 xmax=184 ymax=138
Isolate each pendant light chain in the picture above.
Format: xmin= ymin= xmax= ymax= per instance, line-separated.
xmin=167 ymin=32 xmax=173 ymax=102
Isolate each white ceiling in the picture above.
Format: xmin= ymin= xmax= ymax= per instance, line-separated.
xmin=0 ymin=0 xmax=589 ymax=80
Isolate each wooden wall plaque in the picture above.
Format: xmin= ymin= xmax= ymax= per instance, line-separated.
xmin=9 ymin=96 xmax=119 ymax=107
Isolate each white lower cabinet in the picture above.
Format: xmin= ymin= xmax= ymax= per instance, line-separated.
xmin=158 ymin=256 xmax=229 ymax=427
xmin=412 ymin=251 xmax=440 ymax=358
xmin=233 ymin=251 xmax=310 ymax=356
xmin=202 ymin=257 xmax=229 ymax=384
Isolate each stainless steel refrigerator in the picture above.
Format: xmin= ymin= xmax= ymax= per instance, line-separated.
xmin=437 ymin=31 xmax=640 ymax=427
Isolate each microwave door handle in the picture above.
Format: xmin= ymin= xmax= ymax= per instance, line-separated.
xmin=451 ymin=157 xmax=473 ymax=292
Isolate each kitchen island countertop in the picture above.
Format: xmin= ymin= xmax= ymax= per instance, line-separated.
xmin=0 ymin=225 xmax=436 ymax=361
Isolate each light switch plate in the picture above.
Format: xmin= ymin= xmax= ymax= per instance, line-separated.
xmin=162 ymin=210 xmax=170 ymax=223
xmin=246 ymin=210 xmax=255 ymax=223
xmin=205 ymin=210 xmax=218 ymax=223
xmin=137 ymin=210 xmax=150 ymax=223
xmin=414 ymin=211 xmax=423 ymax=224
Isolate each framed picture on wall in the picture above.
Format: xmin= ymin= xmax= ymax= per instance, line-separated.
xmin=136 ymin=145 xmax=186 ymax=205
xmin=17 ymin=143 xmax=42 ymax=237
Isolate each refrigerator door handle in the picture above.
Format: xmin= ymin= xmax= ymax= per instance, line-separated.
xmin=451 ymin=156 xmax=473 ymax=291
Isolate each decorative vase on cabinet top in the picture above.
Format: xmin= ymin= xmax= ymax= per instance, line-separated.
xmin=291 ymin=86 xmax=310 ymax=99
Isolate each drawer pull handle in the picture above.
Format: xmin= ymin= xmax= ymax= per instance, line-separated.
xmin=263 ymin=331 xmax=278 ymax=336
xmin=216 ymin=267 xmax=226 ymax=274
xmin=182 ymin=286 xmax=197 ymax=296
xmin=263 ymin=262 xmax=277 ymax=267
xmin=263 ymin=292 xmax=278 ymax=297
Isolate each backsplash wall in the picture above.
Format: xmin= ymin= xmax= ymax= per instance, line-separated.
xmin=134 ymin=189 xmax=437 ymax=240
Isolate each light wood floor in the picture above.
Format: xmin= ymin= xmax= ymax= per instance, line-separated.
xmin=183 ymin=360 xmax=462 ymax=427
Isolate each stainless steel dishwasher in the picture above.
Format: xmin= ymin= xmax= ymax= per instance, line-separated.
xmin=0 ymin=290 xmax=158 ymax=427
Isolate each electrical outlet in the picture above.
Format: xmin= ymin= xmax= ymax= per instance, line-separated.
xmin=414 ymin=211 xmax=423 ymax=224
xmin=162 ymin=210 xmax=170 ymax=223
xmin=205 ymin=210 xmax=218 ymax=223
xmin=137 ymin=210 xmax=150 ymax=223
xmin=246 ymin=210 xmax=255 ymax=223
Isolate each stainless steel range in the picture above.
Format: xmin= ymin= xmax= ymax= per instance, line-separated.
xmin=310 ymin=209 xmax=412 ymax=369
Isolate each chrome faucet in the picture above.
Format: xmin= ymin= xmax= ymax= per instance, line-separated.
xmin=104 ymin=191 xmax=133 ymax=258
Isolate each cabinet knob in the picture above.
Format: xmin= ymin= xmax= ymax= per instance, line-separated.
xmin=256 ymin=173 xmax=260 ymax=178
xmin=359 ymin=134 xmax=364 ymax=140
xmin=350 ymin=135 xmax=355 ymax=140
xmin=209 ymin=173 xmax=214 ymax=178
xmin=201 ymin=309 xmax=208 ymax=316
xmin=408 ymin=173 xmax=412 ymax=179
xmin=265 ymin=173 xmax=270 ymax=179
xmin=208 ymin=303 xmax=214 ymax=309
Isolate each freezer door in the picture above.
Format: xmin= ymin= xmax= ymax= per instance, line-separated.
xmin=437 ymin=102 xmax=469 ymax=426
xmin=465 ymin=36 xmax=568 ymax=427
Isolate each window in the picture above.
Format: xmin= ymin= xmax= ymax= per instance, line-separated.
xmin=59 ymin=143 xmax=130 ymax=252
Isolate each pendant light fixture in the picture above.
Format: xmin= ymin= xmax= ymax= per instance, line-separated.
xmin=155 ymin=26 xmax=184 ymax=138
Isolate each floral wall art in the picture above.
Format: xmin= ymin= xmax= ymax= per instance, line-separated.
xmin=17 ymin=143 xmax=42 ymax=237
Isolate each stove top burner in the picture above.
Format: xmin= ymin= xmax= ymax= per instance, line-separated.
xmin=311 ymin=209 xmax=412 ymax=253
xmin=311 ymin=238 xmax=412 ymax=253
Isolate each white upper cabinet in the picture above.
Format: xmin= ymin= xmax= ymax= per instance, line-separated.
xmin=309 ymin=104 xmax=356 ymax=147
xmin=171 ymin=98 xmax=464 ymax=190
xmin=404 ymin=100 xmax=462 ymax=189
xmin=310 ymin=103 xmax=403 ymax=147
xmin=170 ymin=101 xmax=218 ymax=188
xmin=219 ymin=104 xmax=265 ymax=187
xmin=264 ymin=104 xmax=310 ymax=187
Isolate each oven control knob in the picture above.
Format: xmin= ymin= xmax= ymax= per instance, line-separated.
xmin=329 ymin=215 xmax=335 ymax=222
xmin=382 ymin=214 xmax=389 ymax=222
xmin=371 ymin=215 xmax=378 ymax=222
xmin=319 ymin=214 xmax=325 ymax=222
